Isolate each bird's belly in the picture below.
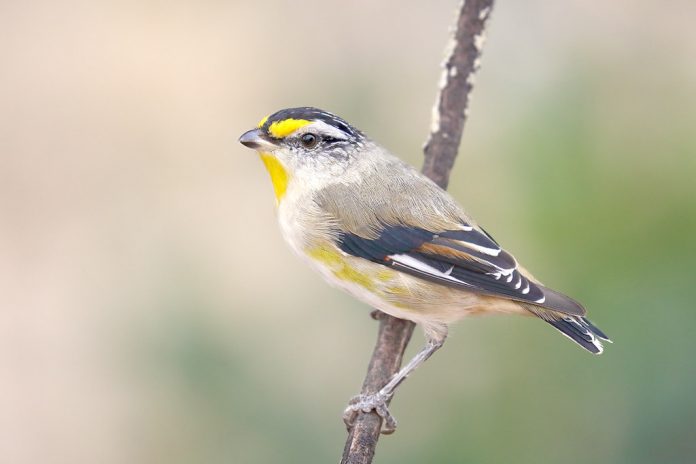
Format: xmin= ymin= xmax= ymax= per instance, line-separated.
xmin=301 ymin=243 xmax=516 ymax=339
xmin=275 ymin=197 xmax=526 ymax=339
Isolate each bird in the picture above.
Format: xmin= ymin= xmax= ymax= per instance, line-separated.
xmin=238 ymin=106 xmax=610 ymax=433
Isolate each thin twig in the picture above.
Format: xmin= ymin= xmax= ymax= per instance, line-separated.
xmin=340 ymin=1 xmax=494 ymax=463
xmin=423 ymin=0 xmax=494 ymax=189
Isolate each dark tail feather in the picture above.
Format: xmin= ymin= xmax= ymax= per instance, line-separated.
xmin=545 ymin=316 xmax=611 ymax=355
xmin=581 ymin=317 xmax=610 ymax=341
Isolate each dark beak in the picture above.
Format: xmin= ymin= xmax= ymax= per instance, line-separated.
xmin=239 ymin=128 xmax=277 ymax=151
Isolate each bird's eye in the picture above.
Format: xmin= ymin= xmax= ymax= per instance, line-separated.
xmin=300 ymin=133 xmax=319 ymax=149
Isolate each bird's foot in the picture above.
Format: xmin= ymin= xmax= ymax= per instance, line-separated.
xmin=343 ymin=392 xmax=397 ymax=434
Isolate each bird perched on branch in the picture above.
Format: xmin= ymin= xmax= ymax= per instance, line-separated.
xmin=238 ymin=107 xmax=610 ymax=433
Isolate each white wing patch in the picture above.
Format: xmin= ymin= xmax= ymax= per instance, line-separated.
xmin=389 ymin=254 xmax=473 ymax=286
xmin=461 ymin=242 xmax=501 ymax=257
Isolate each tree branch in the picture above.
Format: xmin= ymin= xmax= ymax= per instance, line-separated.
xmin=423 ymin=0 xmax=494 ymax=189
xmin=341 ymin=1 xmax=494 ymax=463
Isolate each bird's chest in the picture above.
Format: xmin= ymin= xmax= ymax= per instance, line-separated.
xmin=275 ymin=189 xmax=327 ymax=256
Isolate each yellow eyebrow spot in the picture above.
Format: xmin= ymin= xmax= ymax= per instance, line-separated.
xmin=257 ymin=115 xmax=269 ymax=128
xmin=259 ymin=153 xmax=289 ymax=203
xmin=268 ymin=118 xmax=311 ymax=138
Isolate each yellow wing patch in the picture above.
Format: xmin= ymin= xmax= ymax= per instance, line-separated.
xmin=259 ymin=153 xmax=289 ymax=202
xmin=308 ymin=246 xmax=375 ymax=290
xmin=307 ymin=245 xmax=399 ymax=292
xmin=268 ymin=118 xmax=311 ymax=138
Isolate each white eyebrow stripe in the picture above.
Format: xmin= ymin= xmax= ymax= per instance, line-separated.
xmin=296 ymin=120 xmax=350 ymax=140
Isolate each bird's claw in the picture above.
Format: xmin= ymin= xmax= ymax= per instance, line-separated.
xmin=342 ymin=392 xmax=397 ymax=434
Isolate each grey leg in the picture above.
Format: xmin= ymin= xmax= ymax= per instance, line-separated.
xmin=343 ymin=336 xmax=446 ymax=434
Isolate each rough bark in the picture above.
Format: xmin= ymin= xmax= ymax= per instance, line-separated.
xmin=422 ymin=0 xmax=494 ymax=189
xmin=341 ymin=1 xmax=494 ymax=463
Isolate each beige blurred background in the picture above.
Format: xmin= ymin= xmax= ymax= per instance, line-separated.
xmin=2 ymin=1 xmax=695 ymax=463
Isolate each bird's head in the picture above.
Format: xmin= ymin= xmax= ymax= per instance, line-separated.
xmin=239 ymin=107 xmax=368 ymax=202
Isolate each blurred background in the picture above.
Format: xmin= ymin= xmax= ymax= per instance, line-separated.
xmin=1 ymin=0 xmax=695 ymax=463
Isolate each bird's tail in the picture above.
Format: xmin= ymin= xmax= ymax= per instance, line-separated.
xmin=544 ymin=315 xmax=611 ymax=354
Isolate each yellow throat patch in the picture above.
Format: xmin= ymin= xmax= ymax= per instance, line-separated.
xmin=259 ymin=153 xmax=289 ymax=202
xmin=268 ymin=118 xmax=311 ymax=138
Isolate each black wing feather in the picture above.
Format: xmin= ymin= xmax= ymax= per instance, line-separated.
xmin=336 ymin=224 xmax=586 ymax=316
